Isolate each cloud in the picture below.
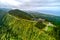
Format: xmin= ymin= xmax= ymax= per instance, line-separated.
xmin=0 ymin=0 xmax=60 ymax=16
xmin=0 ymin=0 xmax=60 ymax=10
xmin=0 ymin=0 xmax=22 ymax=7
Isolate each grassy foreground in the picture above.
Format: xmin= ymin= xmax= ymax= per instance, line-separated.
xmin=0 ymin=14 xmax=57 ymax=40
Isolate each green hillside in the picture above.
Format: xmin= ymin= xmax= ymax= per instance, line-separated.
xmin=0 ymin=13 xmax=57 ymax=40
xmin=28 ymin=12 xmax=60 ymax=28
xmin=0 ymin=9 xmax=59 ymax=40
xmin=8 ymin=9 xmax=33 ymax=20
xmin=0 ymin=8 xmax=7 ymax=19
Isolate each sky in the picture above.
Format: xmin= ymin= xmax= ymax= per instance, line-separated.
xmin=0 ymin=0 xmax=60 ymax=16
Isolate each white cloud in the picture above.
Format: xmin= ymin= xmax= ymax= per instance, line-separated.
xmin=0 ymin=0 xmax=60 ymax=16
xmin=0 ymin=0 xmax=22 ymax=6
xmin=0 ymin=0 xmax=60 ymax=10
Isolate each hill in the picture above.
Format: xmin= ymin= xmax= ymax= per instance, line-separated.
xmin=0 ymin=9 xmax=60 ymax=40
xmin=26 ymin=11 xmax=60 ymax=27
xmin=0 ymin=13 xmax=57 ymax=40
xmin=0 ymin=8 xmax=10 ymax=20
xmin=8 ymin=9 xmax=33 ymax=20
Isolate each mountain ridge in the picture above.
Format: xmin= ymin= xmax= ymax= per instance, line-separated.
xmin=0 ymin=9 xmax=59 ymax=40
xmin=0 ymin=13 xmax=56 ymax=40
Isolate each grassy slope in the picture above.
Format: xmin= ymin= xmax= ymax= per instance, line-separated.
xmin=0 ymin=13 xmax=56 ymax=40
xmin=9 ymin=9 xmax=33 ymax=20
xmin=30 ymin=13 xmax=60 ymax=27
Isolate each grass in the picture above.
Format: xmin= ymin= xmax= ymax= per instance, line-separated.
xmin=0 ymin=13 xmax=56 ymax=40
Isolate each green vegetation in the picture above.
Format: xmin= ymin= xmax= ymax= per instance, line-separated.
xmin=0 ymin=9 xmax=59 ymax=40
xmin=9 ymin=9 xmax=33 ymax=20
xmin=29 ymin=12 xmax=60 ymax=40
xmin=0 ymin=13 xmax=57 ymax=40
xmin=35 ymin=21 xmax=46 ymax=29
xmin=29 ymin=12 xmax=60 ymax=26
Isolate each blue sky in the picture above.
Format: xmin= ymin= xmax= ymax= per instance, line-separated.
xmin=0 ymin=0 xmax=60 ymax=16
